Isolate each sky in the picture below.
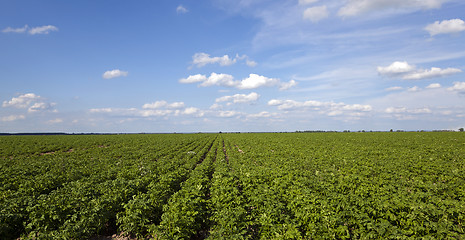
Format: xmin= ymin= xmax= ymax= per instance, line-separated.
xmin=1 ymin=0 xmax=465 ymax=133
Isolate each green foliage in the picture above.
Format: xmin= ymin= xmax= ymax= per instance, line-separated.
xmin=1 ymin=132 xmax=464 ymax=239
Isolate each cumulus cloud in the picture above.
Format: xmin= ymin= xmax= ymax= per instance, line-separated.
xmin=1 ymin=114 xmax=25 ymax=122
xmin=176 ymin=5 xmax=188 ymax=13
xmin=425 ymin=19 xmax=465 ymax=36
xmin=28 ymin=102 xmax=57 ymax=113
xmin=179 ymin=73 xmax=297 ymax=90
xmin=102 ymin=69 xmax=128 ymax=79
xmin=217 ymin=111 xmax=242 ymax=118
xmin=447 ymin=82 xmax=465 ymax=92
xmin=303 ymin=6 xmax=329 ymax=23
xmin=426 ymin=83 xmax=441 ymax=89
xmin=2 ymin=25 xmax=58 ymax=34
xmin=2 ymin=93 xmax=57 ymax=113
xmin=191 ymin=53 xmax=257 ymax=68
xmin=378 ymin=61 xmax=461 ymax=80
xmin=2 ymin=93 xmax=41 ymax=108
xmin=338 ymin=0 xmax=445 ymax=17
xmin=142 ymin=101 xmax=185 ymax=109
xmin=215 ymin=92 xmax=259 ymax=104
xmin=377 ymin=61 xmax=415 ymax=76
xmin=268 ymin=99 xmax=372 ymax=117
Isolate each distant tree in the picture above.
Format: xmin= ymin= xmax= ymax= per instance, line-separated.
xmin=390 ymin=129 xmax=393 ymax=132
xmin=459 ymin=128 xmax=464 ymax=132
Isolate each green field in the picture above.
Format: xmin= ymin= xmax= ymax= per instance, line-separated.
xmin=1 ymin=132 xmax=464 ymax=239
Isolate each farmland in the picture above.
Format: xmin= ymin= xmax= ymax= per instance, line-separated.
xmin=1 ymin=132 xmax=464 ymax=239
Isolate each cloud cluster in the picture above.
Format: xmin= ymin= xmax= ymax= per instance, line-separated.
xmin=191 ymin=53 xmax=257 ymax=68
xmin=377 ymin=61 xmax=461 ymax=80
xmin=2 ymin=93 xmax=56 ymax=113
xmin=385 ymin=107 xmax=432 ymax=114
xmin=180 ymin=73 xmax=297 ymax=90
xmin=2 ymin=25 xmax=58 ymax=35
xmin=338 ymin=0 xmax=445 ymax=17
xmin=425 ymin=18 xmax=465 ymax=36
xmin=102 ymin=69 xmax=128 ymax=79
xmin=268 ymin=99 xmax=372 ymax=117
xmin=91 ymin=100 xmax=204 ymax=118
xmin=215 ymin=92 xmax=259 ymax=104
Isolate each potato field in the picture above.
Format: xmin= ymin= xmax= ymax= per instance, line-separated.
xmin=1 ymin=132 xmax=464 ymax=239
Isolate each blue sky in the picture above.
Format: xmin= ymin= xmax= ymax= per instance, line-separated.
xmin=1 ymin=0 xmax=465 ymax=133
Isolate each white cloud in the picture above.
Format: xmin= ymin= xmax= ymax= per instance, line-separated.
xmin=385 ymin=107 xmax=432 ymax=114
xmin=2 ymin=25 xmax=28 ymax=33
xmin=142 ymin=101 xmax=185 ymax=109
xmin=303 ymin=6 xmax=329 ymax=23
xmin=2 ymin=93 xmax=41 ymax=108
xmin=385 ymin=86 xmax=403 ymax=91
xmin=28 ymin=102 xmax=57 ymax=113
xmin=179 ymin=74 xmax=207 ymax=83
xmin=102 ymin=69 xmax=128 ymax=79
xmin=215 ymin=92 xmax=259 ymax=104
xmin=447 ymin=82 xmax=465 ymax=92
xmin=268 ymin=99 xmax=372 ymax=117
xmin=47 ymin=118 xmax=63 ymax=124
xmin=2 ymin=25 xmax=58 ymax=35
xmin=28 ymin=25 xmax=58 ymax=35
xmin=177 ymin=5 xmax=188 ymax=14
xmin=191 ymin=53 xmax=257 ymax=68
xmin=426 ymin=83 xmax=441 ymax=89
xmin=377 ymin=61 xmax=415 ymax=76
xmin=403 ymin=67 xmax=462 ymax=80
xmin=237 ymin=74 xmax=280 ymax=89
xmin=200 ymin=73 xmax=237 ymax=87
xmin=338 ymin=0 xmax=445 ymax=17
xmin=246 ymin=59 xmax=258 ymax=67
xmin=180 ymin=73 xmax=296 ymax=90
xmin=425 ymin=19 xmax=465 ymax=36
xmin=192 ymin=53 xmax=236 ymax=67
xmin=247 ymin=111 xmax=278 ymax=118
xmin=407 ymin=86 xmax=420 ymax=92
xmin=279 ymin=79 xmax=298 ymax=90
xmin=378 ymin=61 xmax=461 ymax=80
xmin=3 ymin=93 xmax=57 ymax=113
xmin=1 ymin=114 xmax=25 ymax=122
xmin=217 ymin=111 xmax=242 ymax=118
xmin=299 ymin=0 xmax=319 ymax=5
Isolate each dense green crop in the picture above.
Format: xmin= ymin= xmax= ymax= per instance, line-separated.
xmin=1 ymin=132 xmax=464 ymax=239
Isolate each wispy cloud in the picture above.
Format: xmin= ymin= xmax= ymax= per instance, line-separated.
xmin=176 ymin=5 xmax=188 ymax=14
xmin=1 ymin=114 xmax=25 ymax=122
xmin=2 ymin=25 xmax=58 ymax=35
xmin=338 ymin=0 xmax=446 ymax=17
xmin=303 ymin=6 xmax=329 ymax=23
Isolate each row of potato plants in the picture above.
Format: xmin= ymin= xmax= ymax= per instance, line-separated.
xmin=0 ymin=134 xmax=217 ymax=239
xmin=220 ymin=132 xmax=465 ymax=239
